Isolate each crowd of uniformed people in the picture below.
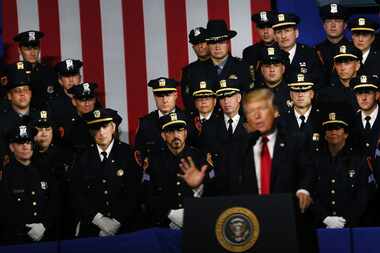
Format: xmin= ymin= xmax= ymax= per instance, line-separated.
xmin=1 ymin=3 xmax=380 ymax=251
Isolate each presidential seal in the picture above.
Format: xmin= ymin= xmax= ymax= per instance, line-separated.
xmin=215 ymin=207 xmax=259 ymax=252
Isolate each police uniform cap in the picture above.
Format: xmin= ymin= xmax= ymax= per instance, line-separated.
xmin=272 ymin=13 xmax=300 ymax=30
xmin=251 ymin=11 xmax=275 ymax=28
xmin=189 ymin=27 xmax=207 ymax=45
xmin=321 ymin=104 xmax=350 ymax=130
xmin=205 ymin=19 xmax=237 ymax=43
xmin=55 ymin=59 xmax=83 ymax=76
xmin=215 ymin=78 xmax=240 ymax=98
xmin=8 ymin=124 xmax=37 ymax=144
xmin=259 ymin=45 xmax=289 ymax=65
xmin=333 ymin=43 xmax=362 ymax=61
xmin=349 ymin=17 xmax=379 ymax=33
xmin=160 ymin=111 xmax=187 ymax=131
xmin=33 ymin=110 xmax=53 ymax=128
xmin=13 ymin=30 xmax=44 ymax=47
xmin=68 ymin=82 xmax=97 ymax=100
xmin=148 ymin=77 xmax=178 ymax=93
xmin=6 ymin=61 xmax=33 ymax=90
xmin=288 ymin=73 xmax=314 ymax=91
xmin=84 ymin=108 xmax=122 ymax=129
xmin=192 ymin=79 xmax=216 ymax=97
xmin=319 ymin=3 xmax=348 ymax=21
xmin=351 ymin=74 xmax=379 ymax=92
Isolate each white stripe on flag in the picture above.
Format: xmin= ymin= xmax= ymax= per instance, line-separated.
xmin=58 ymin=0 xmax=83 ymax=62
xmin=99 ymin=0 xmax=129 ymax=142
xmin=229 ymin=0 xmax=252 ymax=58
xmin=185 ymin=0 xmax=209 ymax=63
xmin=17 ymin=0 xmax=40 ymax=32
xmin=143 ymin=0 xmax=169 ymax=113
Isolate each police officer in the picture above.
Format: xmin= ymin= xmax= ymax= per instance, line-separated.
xmin=310 ymin=109 xmax=369 ymax=228
xmin=49 ymin=59 xmax=83 ymax=126
xmin=71 ymin=108 xmax=142 ymax=237
xmin=181 ymin=20 xmax=253 ymax=101
xmin=256 ymin=45 xmax=290 ymax=114
xmin=145 ymin=111 xmax=210 ymax=229
xmin=279 ymin=72 xmax=322 ymax=146
xmin=272 ymin=12 xmax=325 ymax=89
xmin=318 ymin=43 xmax=362 ymax=114
xmin=60 ymin=82 xmax=99 ymax=152
xmin=243 ymin=10 xmax=276 ymax=79
xmin=31 ymin=109 xmax=75 ymax=238
xmin=181 ymin=27 xmax=210 ymax=110
xmin=0 ymin=123 xmax=58 ymax=244
xmin=349 ymin=17 xmax=380 ymax=78
xmin=316 ymin=3 xmax=350 ymax=79
xmin=135 ymin=77 xmax=183 ymax=161
xmin=200 ymin=79 xmax=248 ymax=168
xmin=351 ymin=74 xmax=380 ymax=156
xmin=13 ymin=30 xmax=59 ymax=108
xmin=187 ymin=79 xmax=220 ymax=147
xmin=0 ymin=62 xmax=40 ymax=158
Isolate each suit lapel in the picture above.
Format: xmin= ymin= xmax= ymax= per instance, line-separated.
xmin=271 ymin=131 xmax=287 ymax=189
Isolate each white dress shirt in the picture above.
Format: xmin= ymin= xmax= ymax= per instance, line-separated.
xmin=294 ymin=106 xmax=312 ymax=128
xmin=288 ymin=44 xmax=297 ymax=64
xmin=224 ymin=113 xmax=240 ymax=134
xmin=97 ymin=139 xmax=115 ymax=161
xmin=361 ymin=104 xmax=378 ymax=129
xmin=362 ymin=48 xmax=370 ymax=64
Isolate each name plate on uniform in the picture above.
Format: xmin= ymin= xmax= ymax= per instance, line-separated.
xmin=183 ymin=194 xmax=299 ymax=253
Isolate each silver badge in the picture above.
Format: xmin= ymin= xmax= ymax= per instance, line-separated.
xmin=330 ymin=4 xmax=337 ymax=14
xmin=260 ymin=11 xmax=268 ymax=22
xmin=19 ymin=125 xmax=28 ymax=138
xmin=41 ymin=181 xmax=48 ymax=190
xmin=358 ymin=18 xmax=366 ymax=26
xmin=66 ymin=59 xmax=74 ymax=70
xmin=194 ymin=28 xmax=201 ymax=36
xmin=28 ymin=31 xmax=36 ymax=41
xmin=83 ymin=83 xmax=90 ymax=92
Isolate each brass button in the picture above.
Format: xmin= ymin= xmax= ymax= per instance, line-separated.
xmin=331 ymin=190 xmax=335 ymax=194
xmin=104 ymin=190 xmax=108 ymax=195
xmin=366 ymin=143 xmax=370 ymax=147
xmin=176 ymin=181 xmax=180 ymax=186
xmin=331 ymin=179 xmax=335 ymax=183
xmin=106 ymin=201 xmax=109 ymax=206
xmin=33 ymin=202 xmax=37 ymax=206
xmin=178 ymin=204 xmax=182 ymax=208
xmin=33 ymin=212 xmax=37 ymax=216
xmin=17 ymin=198 xmax=21 ymax=202
xmin=332 ymin=211 xmax=336 ymax=215
xmin=102 ymin=179 xmax=107 ymax=184
xmin=177 ymin=192 xmax=182 ymax=196
xmin=31 ymin=191 xmax=35 ymax=195
xmin=332 ymin=201 xmax=335 ymax=205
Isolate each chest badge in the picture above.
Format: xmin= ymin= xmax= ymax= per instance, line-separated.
xmin=348 ymin=170 xmax=356 ymax=178
xmin=41 ymin=181 xmax=48 ymax=190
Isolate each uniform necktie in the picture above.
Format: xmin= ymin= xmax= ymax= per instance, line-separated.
xmin=201 ymin=118 xmax=206 ymax=125
xmin=299 ymin=115 xmax=306 ymax=129
xmin=101 ymin=151 xmax=108 ymax=163
xmin=227 ymin=118 xmax=233 ymax=137
xmin=365 ymin=116 xmax=371 ymax=130
xmin=260 ymin=136 xmax=272 ymax=195
xmin=216 ymin=65 xmax=222 ymax=75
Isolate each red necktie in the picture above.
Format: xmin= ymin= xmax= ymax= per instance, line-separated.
xmin=260 ymin=136 xmax=272 ymax=195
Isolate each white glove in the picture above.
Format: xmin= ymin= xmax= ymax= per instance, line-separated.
xmin=26 ymin=223 xmax=46 ymax=241
xmin=168 ymin=208 xmax=184 ymax=228
xmin=98 ymin=219 xmax=121 ymax=237
xmin=323 ymin=216 xmax=346 ymax=228
xmin=92 ymin=213 xmax=121 ymax=235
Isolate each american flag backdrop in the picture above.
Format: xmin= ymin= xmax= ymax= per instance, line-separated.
xmin=2 ymin=0 xmax=271 ymax=143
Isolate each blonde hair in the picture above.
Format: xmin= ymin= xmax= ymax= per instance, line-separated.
xmin=243 ymin=88 xmax=275 ymax=106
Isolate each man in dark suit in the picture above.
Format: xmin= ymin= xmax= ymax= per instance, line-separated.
xmin=71 ymin=108 xmax=142 ymax=237
xmin=200 ymin=79 xmax=248 ymax=169
xmin=272 ymin=12 xmax=325 ymax=89
xmin=243 ymin=10 xmax=276 ymax=81
xmin=349 ymin=17 xmax=380 ymax=78
xmin=316 ymin=3 xmax=350 ymax=80
xmin=181 ymin=27 xmax=210 ymax=111
xmin=222 ymin=88 xmax=312 ymax=206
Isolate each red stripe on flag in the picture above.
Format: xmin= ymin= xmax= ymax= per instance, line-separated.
xmin=251 ymin=0 xmax=271 ymax=43
xmin=79 ymin=0 xmax=106 ymax=106
xmin=122 ymin=0 xmax=148 ymax=143
xmin=165 ymin=0 xmax=188 ymax=109
xmin=38 ymin=0 xmax=62 ymax=66
xmin=207 ymin=0 xmax=230 ymax=26
xmin=2 ymin=0 xmax=19 ymax=64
